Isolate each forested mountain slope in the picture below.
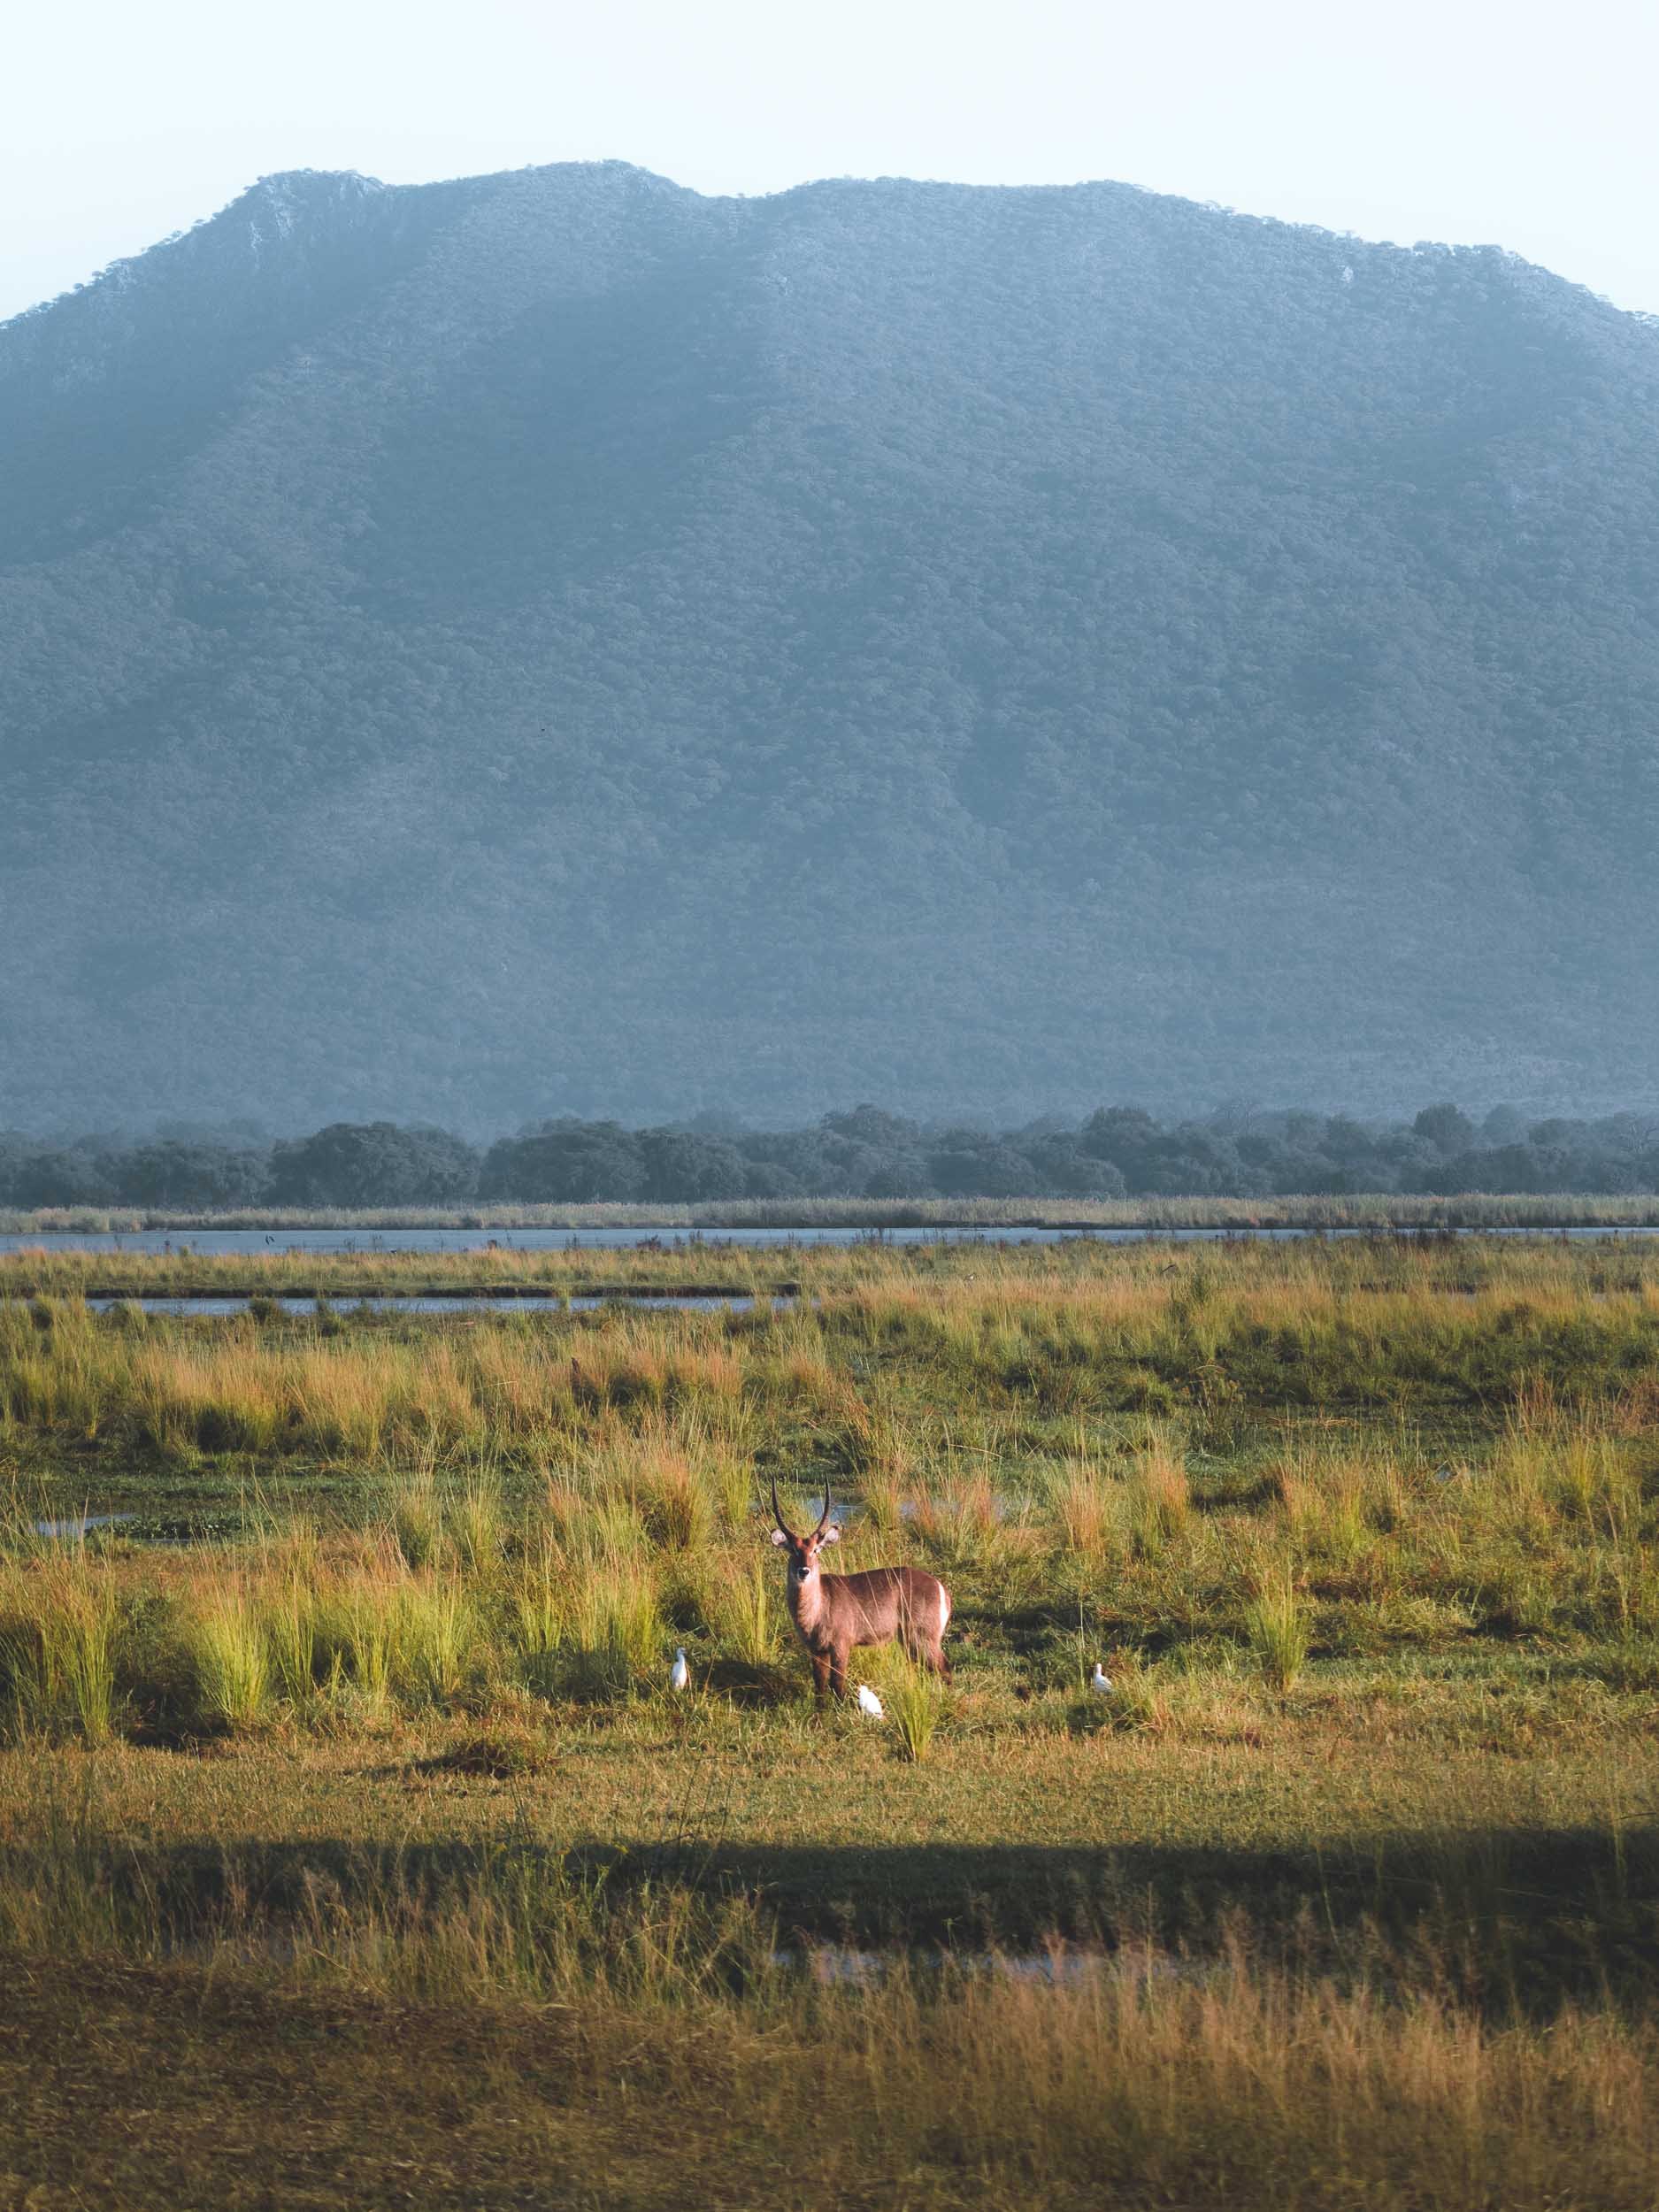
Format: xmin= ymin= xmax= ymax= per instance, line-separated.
xmin=4 ymin=161 xmax=1658 ymax=1130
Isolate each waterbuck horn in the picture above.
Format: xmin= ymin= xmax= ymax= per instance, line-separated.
xmin=814 ymin=1483 xmax=833 ymax=1534
xmin=770 ymin=1475 xmax=796 ymax=1538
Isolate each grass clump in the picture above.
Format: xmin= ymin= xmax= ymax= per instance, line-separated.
xmin=189 ymin=1586 xmax=270 ymax=1732
xmin=1246 ymin=1576 xmax=1311 ymax=1692
xmin=389 ymin=1469 xmax=443 ymax=1571
xmin=319 ymin=1578 xmax=399 ymax=1717
xmin=448 ymin=1470 xmax=503 ymax=1572
xmin=397 ymin=1581 xmax=474 ymax=1709
xmin=1050 ymin=1457 xmax=1121 ymax=1563
xmin=264 ymin=1572 xmax=320 ymax=1707
xmin=880 ymin=1654 xmax=948 ymax=1763
xmin=510 ymin=1533 xmax=565 ymax=1679
xmin=0 ymin=1556 xmax=119 ymax=1743
xmin=544 ymin=1567 xmax=665 ymax=1703
xmin=701 ymin=1557 xmax=778 ymax=1666
xmin=1125 ymin=1438 xmax=1190 ymax=1557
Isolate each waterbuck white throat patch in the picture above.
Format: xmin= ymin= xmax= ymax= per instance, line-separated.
xmin=792 ymin=1563 xmax=826 ymax=1636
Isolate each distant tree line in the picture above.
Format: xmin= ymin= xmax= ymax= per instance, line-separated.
xmin=7 ymin=1102 xmax=1659 ymax=1209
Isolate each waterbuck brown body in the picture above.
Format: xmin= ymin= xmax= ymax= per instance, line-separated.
xmin=770 ymin=1479 xmax=952 ymax=1701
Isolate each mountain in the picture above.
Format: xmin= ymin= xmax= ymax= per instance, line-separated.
xmin=4 ymin=161 xmax=1658 ymax=1133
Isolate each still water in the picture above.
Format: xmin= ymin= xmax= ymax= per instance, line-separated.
xmin=3 ymin=1223 xmax=1653 ymax=1257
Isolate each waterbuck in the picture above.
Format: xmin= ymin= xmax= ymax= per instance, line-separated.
xmin=769 ymin=1478 xmax=952 ymax=1701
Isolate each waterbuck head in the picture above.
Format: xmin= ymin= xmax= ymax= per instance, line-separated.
xmin=770 ymin=1477 xmax=840 ymax=1586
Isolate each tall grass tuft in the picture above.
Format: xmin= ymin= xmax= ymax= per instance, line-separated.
xmin=449 ymin=1469 xmax=503 ymax=1573
xmin=322 ymin=1577 xmax=399 ymax=1715
xmin=398 ymin=1581 xmax=474 ymax=1708
xmin=576 ymin=1569 xmax=664 ymax=1676
xmin=552 ymin=1568 xmax=664 ymax=1702
xmin=631 ymin=1442 xmax=715 ymax=1552
xmin=191 ymin=1586 xmax=270 ymax=1732
xmin=0 ymin=1557 xmax=119 ymax=1743
xmin=1125 ymin=1440 xmax=1191 ymax=1557
xmin=390 ymin=1468 xmax=444 ymax=1571
xmin=935 ymin=1472 xmax=1002 ymax=1561
xmin=1274 ymin=1451 xmax=1369 ymax=1566
xmin=703 ymin=1557 xmax=777 ymax=1665
xmin=1245 ymin=1576 xmax=1310 ymax=1692
xmin=265 ymin=1573 xmax=319 ymax=1707
xmin=883 ymin=1654 xmax=947 ymax=1763
xmin=858 ymin=1470 xmax=905 ymax=1539
xmin=1051 ymin=1458 xmax=1118 ymax=1561
xmin=705 ymin=1439 xmax=757 ymax=1533
xmin=511 ymin=1532 xmax=565 ymax=1656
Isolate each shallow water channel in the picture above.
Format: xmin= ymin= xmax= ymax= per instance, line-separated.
xmin=12 ymin=1225 xmax=1121 ymax=1256
xmin=8 ymin=1222 xmax=1653 ymax=1257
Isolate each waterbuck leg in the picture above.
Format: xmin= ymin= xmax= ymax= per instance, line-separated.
xmin=828 ymin=1652 xmax=849 ymax=1701
xmin=810 ymin=1652 xmax=833 ymax=1703
xmin=903 ymin=1623 xmax=951 ymax=1679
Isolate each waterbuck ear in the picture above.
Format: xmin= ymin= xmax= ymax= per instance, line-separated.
xmin=770 ymin=1527 xmax=790 ymax=1548
xmin=820 ymin=1524 xmax=841 ymax=1545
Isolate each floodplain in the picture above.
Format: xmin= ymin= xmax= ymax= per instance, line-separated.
xmin=4 ymin=1233 xmax=1659 ymax=2208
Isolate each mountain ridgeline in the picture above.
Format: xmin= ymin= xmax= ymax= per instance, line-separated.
xmin=4 ymin=162 xmax=1658 ymax=1132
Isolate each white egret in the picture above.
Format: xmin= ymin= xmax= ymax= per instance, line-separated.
xmin=669 ymin=1647 xmax=690 ymax=1692
xmin=1089 ymin=1663 xmax=1113 ymax=1695
xmin=856 ymin=1683 xmax=885 ymax=1718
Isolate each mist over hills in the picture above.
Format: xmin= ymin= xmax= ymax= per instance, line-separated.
xmin=4 ymin=160 xmax=1658 ymax=1134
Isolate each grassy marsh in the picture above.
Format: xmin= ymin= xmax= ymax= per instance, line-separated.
xmin=4 ymin=1238 xmax=1659 ymax=2205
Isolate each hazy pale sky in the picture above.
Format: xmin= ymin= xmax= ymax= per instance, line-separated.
xmin=4 ymin=0 xmax=1657 ymax=324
